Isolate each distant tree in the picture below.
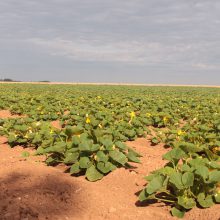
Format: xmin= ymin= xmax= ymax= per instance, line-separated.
xmin=3 ymin=78 xmax=13 ymax=82
xmin=38 ymin=80 xmax=50 ymax=82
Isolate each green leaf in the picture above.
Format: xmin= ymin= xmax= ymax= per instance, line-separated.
xmin=151 ymin=137 xmax=159 ymax=145
xmin=71 ymin=126 xmax=84 ymax=135
xmin=128 ymin=147 xmax=142 ymax=157
xmin=8 ymin=134 xmax=17 ymax=143
xmin=146 ymin=175 xmax=165 ymax=194
xmin=86 ymin=165 xmax=104 ymax=181
xmin=189 ymin=158 xmax=208 ymax=169
xmin=178 ymin=196 xmax=196 ymax=209
xmin=139 ymin=189 xmax=148 ymax=202
xmin=209 ymin=171 xmax=220 ymax=183
xmin=115 ymin=141 xmax=127 ymax=150
xmin=208 ymin=161 xmax=220 ymax=169
xmin=179 ymin=142 xmax=203 ymax=153
xmin=139 ymin=189 xmax=155 ymax=202
xmin=53 ymin=142 xmax=66 ymax=153
xmin=97 ymin=161 xmax=116 ymax=173
xmin=96 ymin=151 xmax=108 ymax=162
xmin=70 ymin=162 xmax=81 ymax=174
xmin=72 ymin=136 xmax=80 ymax=145
xmin=214 ymin=192 xmax=220 ymax=203
xmin=45 ymin=156 xmax=57 ymax=165
xmin=182 ymin=172 xmax=194 ymax=187
xmin=109 ymin=151 xmax=128 ymax=165
xmin=171 ymin=207 xmax=185 ymax=218
xmin=197 ymin=193 xmax=214 ymax=208
xmin=181 ymin=164 xmax=194 ymax=172
xmin=63 ymin=152 xmax=79 ymax=164
xmin=21 ymin=151 xmax=30 ymax=158
xmin=160 ymin=166 xmax=175 ymax=175
xmin=90 ymin=144 xmax=100 ymax=152
xmin=169 ymin=172 xmax=184 ymax=189
xmin=195 ymin=166 xmax=209 ymax=180
xmin=79 ymin=157 xmax=92 ymax=169
xmin=101 ymin=139 xmax=113 ymax=150
xmin=163 ymin=148 xmax=186 ymax=161
xmin=36 ymin=146 xmax=45 ymax=155
xmin=127 ymin=151 xmax=140 ymax=163
xmin=79 ymin=141 xmax=92 ymax=152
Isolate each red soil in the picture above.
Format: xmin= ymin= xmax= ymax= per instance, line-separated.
xmin=0 ymin=110 xmax=24 ymax=119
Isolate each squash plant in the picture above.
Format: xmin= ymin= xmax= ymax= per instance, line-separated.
xmin=139 ymin=147 xmax=220 ymax=218
xmin=37 ymin=126 xmax=141 ymax=181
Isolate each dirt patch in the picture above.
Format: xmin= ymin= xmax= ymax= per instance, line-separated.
xmin=0 ymin=137 xmax=219 ymax=220
xmin=0 ymin=110 xmax=25 ymax=119
xmin=50 ymin=120 xmax=62 ymax=129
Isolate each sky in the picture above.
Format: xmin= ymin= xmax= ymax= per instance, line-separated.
xmin=0 ymin=0 xmax=220 ymax=84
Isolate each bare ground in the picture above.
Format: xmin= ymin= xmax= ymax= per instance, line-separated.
xmin=0 ymin=110 xmax=220 ymax=220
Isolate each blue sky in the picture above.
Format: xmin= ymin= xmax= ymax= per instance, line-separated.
xmin=0 ymin=0 xmax=220 ymax=84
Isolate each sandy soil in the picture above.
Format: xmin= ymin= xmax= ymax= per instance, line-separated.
xmin=0 ymin=110 xmax=25 ymax=119
xmin=0 ymin=111 xmax=220 ymax=220
xmin=0 ymin=81 xmax=220 ymax=88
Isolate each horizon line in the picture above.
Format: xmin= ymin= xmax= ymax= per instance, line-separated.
xmin=0 ymin=81 xmax=220 ymax=88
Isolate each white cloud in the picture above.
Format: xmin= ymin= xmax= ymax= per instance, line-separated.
xmin=28 ymin=37 xmax=165 ymax=63
xmin=192 ymin=63 xmax=218 ymax=70
xmin=0 ymin=0 xmax=220 ymax=83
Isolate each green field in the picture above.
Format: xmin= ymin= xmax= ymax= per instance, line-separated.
xmin=0 ymin=84 xmax=220 ymax=218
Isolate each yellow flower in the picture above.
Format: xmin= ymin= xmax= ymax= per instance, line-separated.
xmin=177 ymin=130 xmax=185 ymax=136
xmin=163 ymin=117 xmax=168 ymax=122
xmin=146 ymin=113 xmax=152 ymax=117
xmin=98 ymin=124 xmax=103 ymax=128
xmin=50 ymin=130 xmax=54 ymax=134
xmin=130 ymin=111 xmax=136 ymax=118
xmin=86 ymin=117 xmax=91 ymax=124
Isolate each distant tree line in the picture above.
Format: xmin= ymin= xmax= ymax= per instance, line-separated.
xmin=0 ymin=78 xmax=15 ymax=82
xmin=0 ymin=78 xmax=50 ymax=82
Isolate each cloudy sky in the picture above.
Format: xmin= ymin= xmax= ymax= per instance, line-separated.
xmin=0 ymin=0 xmax=220 ymax=84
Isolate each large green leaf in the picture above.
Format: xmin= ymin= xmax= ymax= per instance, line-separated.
xmin=209 ymin=171 xmax=220 ymax=183
xmin=70 ymin=162 xmax=81 ymax=174
xmin=171 ymin=207 xmax=185 ymax=218
xmin=96 ymin=151 xmax=108 ymax=162
xmin=86 ymin=165 xmax=104 ymax=181
xmin=182 ymin=172 xmax=194 ymax=187
xmin=79 ymin=157 xmax=92 ymax=169
xmin=146 ymin=175 xmax=165 ymax=194
xmin=178 ymin=196 xmax=196 ymax=209
xmin=195 ymin=166 xmax=209 ymax=180
xmin=169 ymin=172 xmax=184 ymax=189
xmin=64 ymin=152 xmax=79 ymax=164
xmin=97 ymin=161 xmax=116 ymax=173
xmin=214 ymin=192 xmax=220 ymax=203
xmin=163 ymin=148 xmax=186 ymax=161
xmin=109 ymin=151 xmax=128 ymax=165
xmin=127 ymin=151 xmax=140 ymax=163
xmin=197 ymin=193 xmax=214 ymax=208
xmin=79 ymin=140 xmax=92 ymax=152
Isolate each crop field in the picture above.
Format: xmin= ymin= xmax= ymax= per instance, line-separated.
xmin=0 ymin=83 xmax=220 ymax=220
